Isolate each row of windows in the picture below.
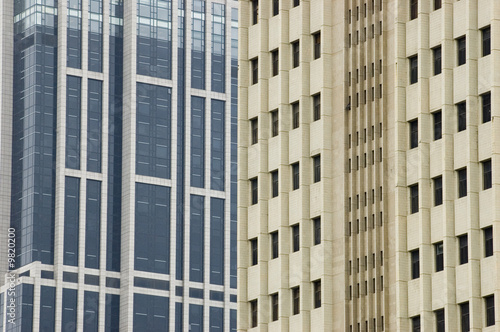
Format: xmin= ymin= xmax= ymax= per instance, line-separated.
xmin=252 ymin=0 xmax=300 ymax=24
xmin=349 ymin=60 xmax=383 ymax=86
xmin=348 ymin=252 xmax=384 ymax=274
xmin=409 ymin=161 xmax=492 ymax=213
xmin=348 ymin=21 xmax=383 ymax=47
xmin=348 ymin=187 xmax=383 ymax=211
xmin=348 ymin=83 xmax=383 ymax=109
xmin=348 ymin=0 xmax=383 ymax=23
xmin=349 ymin=276 xmax=384 ymax=299
xmin=349 ymin=123 xmax=383 ymax=149
xmin=250 ymin=156 xmax=321 ymax=205
xmin=411 ymin=227 xmax=494 ymax=280
xmin=411 ymin=297 xmax=495 ymax=332
xmin=409 ymin=27 xmax=491 ymax=84
xmin=348 ymin=148 xmax=383 ymax=172
xmin=249 ymin=280 xmax=321 ymax=327
xmin=347 ymin=213 xmax=384 ymax=237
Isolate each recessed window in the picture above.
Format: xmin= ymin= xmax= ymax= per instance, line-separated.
xmin=271 ymin=109 xmax=279 ymax=137
xmin=433 ymin=46 xmax=442 ymax=75
xmin=313 ymin=280 xmax=321 ymax=308
xmin=252 ymin=0 xmax=258 ymax=25
xmin=271 ymin=49 xmax=279 ymax=76
xmin=482 ymin=92 xmax=491 ymax=123
xmin=409 ymin=55 xmax=418 ymax=84
xmin=250 ymin=238 xmax=258 ymax=265
xmin=410 ymin=184 xmax=419 ymax=214
xmin=434 ymin=0 xmax=441 ymax=10
xmin=313 ymin=217 xmax=321 ymax=245
xmin=313 ymin=93 xmax=321 ymax=121
xmin=435 ymin=309 xmax=445 ymax=332
xmin=251 ymin=58 xmax=258 ymax=84
xmin=272 ymin=0 xmax=279 ymax=16
xmin=409 ymin=119 xmax=418 ymax=148
xmin=459 ymin=234 xmax=468 ymax=265
xmin=434 ymin=176 xmax=443 ymax=206
xmin=458 ymin=168 xmax=467 ymax=198
xmin=483 ymin=159 xmax=492 ymax=190
xmin=484 ymin=226 xmax=493 ymax=257
xmin=292 ymin=224 xmax=300 ymax=252
xmin=435 ymin=242 xmax=443 ymax=272
xmin=250 ymin=178 xmax=258 ymax=205
xmin=485 ymin=295 xmax=495 ymax=327
xmin=292 ymin=41 xmax=300 ymax=68
xmin=460 ymin=302 xmax=469 ymax=332
xmin=271 ymin=231 xmax=278 ymax=259
xmin=313 ymin=155 xmax=321 ymax=183
xmin=482 ymin=26 xmax=491 ymax=56
xmin=271 ymin=170 xmax=279 ymax=198
xmin=411 ymin=316 xmax=420 ymax=332
xmin=433 ymin=111 xmax=442 ymax=140
xmin=410 ymin=0 xmax=418 ymax=20
xmin=411 ymin=249 xmax=419 ymax=279
xmin=250 ymin=299 xmax=258 ymax=327
xmin=457 ymin=102 xmax=466 ymax=132
xmin=293 ymin=0 xmax=299 ymax=7
xmin=457 ymin=36 xmax=466 ymax=66
xmin=313 ymin=32 xmax=321 ymax=59
xmin=292 ymin=287 xmax=300 ymax=315
xmin=292 ymin=162 xmax=299 ymax=190
xmin=250 ymin=118 xmax=258 ymax=145
xmin=292 ymin=102 xmax=300 ymax=129
xmin=271 ymin=293 xmax=278 ymax=321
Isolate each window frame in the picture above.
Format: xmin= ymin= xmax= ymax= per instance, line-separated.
xmin=251 ymin=57 xmax=258 ymax=84
xmin=483 ymin=159 xmax=492 ymax=190
xmin=271 ymin=109 xmax=279 ymax=137
xmin=252 ymin=0 xmax=258 ymax=25
xmin=457 ymin=101 xmax=466 ymax=132
xmin=292 ymin=40 xmax=300 ymax=68
xmin=482 ymin=92 xmax=491 ymax=123
xmin=292 ymin=224 xmax=300 ymax=252
xmin=410 ymin=0 xmax=418 ymax=20
xmin=272 ymin=0 xmax=279 ymax=16
xmin=313 ymin=93 xmax=321 ymax=121
xmin=434 ymin=176 xmax=443 ymax=206
xmin=435 ymin=242 xmax=444 ymax=272
xmin=409 ymin=119 xmax=418 ymax=149
xmin=250 ymin=299 xmax=258 ymax=327
xmin=484 ymin=226 xmax=493 ymax=257
xmin=411 ymin=316 xmax=421 ymax=332
xmin=271 ymin=231 xmax=279 ymax=259
xmin=410 ymin=184 xmax=419 ymax=214
xmin=292 ymin=102 xmax=300 ymax=129
xmin=433 ymin=46 xmax=442 ymax=75
xmin=482 ymin=26 xmax=491 ymax=57
xmin=292 ymin=162 xmax=300 ymax=190
xmin=313 ymin=155 xmax=321 ymax=183
xmin=313 ymin=32 xmax=321 ymax=59
xmin=485 ymin=295 xmax=495 ymax=327
xmin=409 ymin=55 xmax=418 ymax=84
xmin=459 ymin=234 xmax=468 ymax=265
xmin=250 ymin=118 xmax=258 ymax=145
xmin=271 ymin=49 xmax=279 ymax=77
xmin=271 ymin=293 xmax=279 ymax=321
xmin=271 ymin=170 xmax=279 ymax=198
xmin=434 ymin=0 xmax=442 ymax=10
xmin=313 ymin=217 xmax=321 ymax=245
xmin=435 ymin=309 xmax=445 ymax=332
xmin=313 ymin=280 xmax=321 ymax=308
xmin=250 ymin=238 xmax=258 ymax=265
xmin=250 ymin=177 xmax=258 ymax=205
xmin=411 ymin=249 xmax=420 ymax=279
xmin=433 ymin=110 xmax=442 ymax=140
xmin=460 ymin=302 xmax=470 ymax=332
xmin=458 ymin=168 xmax=467 ymax=198
xmin=292 ymin=286 xmax=300 ymax=315
xmin=457 ymin=36 xmax=466 ymax=66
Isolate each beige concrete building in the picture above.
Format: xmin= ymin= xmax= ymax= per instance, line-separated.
xmin=237 ymin=0 xmax=500 ymax=331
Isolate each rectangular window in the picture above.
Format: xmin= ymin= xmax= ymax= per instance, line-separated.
xmin=292 ymin=102 xmax=300 ymax=129
xmin=457 ymin=102 xmax=466 ymax=132
xmin=251 ymin=118 xmax=258 ymax=145
xmin=251 ymin=178 xmax=258 ymax=205
xmin=457 ymin=36 xmax=466 ymax=66
xmin=313 ymin=94 xmax=321 ymax=121
xmin=313 ymin=280 xmax=321 ymax=308
xmin=433 ymin=46 xmax=442 ymax=75
xmin=292 ymin=41 xmax=300 ymax=68
xmin=409 ymin=55 xmax=418 ymax=84
xmin=313 ymin=32 xmax=321 ymax=59
xmin=271 ymin=231 xmax=278 ymax=259
xmin=250 ymin=300 xmax=258 ymax=327
xmin=410 ymin=184 xmax=419 ymax=214
xmin=433 ymin=111 xmax=442 ymax=140
xmin=271 ymin=170 xmax=279 ymax=198
xmin=483 ymin=159 xmax=492 ymax=190
xmin=485 ymin=295 xmax=495 ymax=326
xmin=273 ymin=0 xmax=279 ymax=16
xmin=435 ymin=242 xmax=444 ymax=272
xmin=460 ymin=302 xmax=469 ymax=332
xmin=409 ymin=119 xmax=418 ymax=148
xmin=459 ymin=234 xmax=468 ymax=265
xmin=292 ymin=224 xmax=300 ymax=252
xmin=434 ymin=0 xmax=441 ymax=10
xmin=251 ymin=58 xmax=258 ymax=84
xmin=313 ymin=155 xmax=321 ymax=183
xmin=271 ymin=110 xmax=279 ymax=137
xmin=292 ymin=287 xmax=300 ymax=315
xmin=292 ymin=163 xmax=300 ymax=190
xmin=272 ymin=49 xmax=279 ymax=76
xmin=293 ymin=0 xmax=299 ymax=7
xmin=271 ymin=294 xmax=278 ymax=321
xmin=411 ymin=249 xmax=419 ymax=279
xmin=191 ymin=97 xmax=205 ymax=188
xmin=434 ymin=176 xmax=443 ymax=206
xmin=410 ymin=0 xmax=418 ymax=20
xmin=482 ymin=92 xmax=491 ymax=123
xmin=484 ymin=226 xmax=493 ymax=257
xmin=412 ymin=316 xmax=420 ymax=332
xmin=252 ymin=0 xmax=258 ymax=24
xmin=313 ymin=217 xmax=321 ymax=245
xmin=482 ymin=26 xmax=491 ymax=56
xmin=458 ymin=168 xmax=467 ymax=198
xmin=435 ymin=309 xmax=445 ymax=332
xmin=251 ymin=239 xmax=258 ymax=265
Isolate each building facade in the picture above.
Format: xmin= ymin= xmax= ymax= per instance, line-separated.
xmin=0 ymin=0 xmax=238 ymax=331
xmin=238 ymin=0 xmax=500 ymax=331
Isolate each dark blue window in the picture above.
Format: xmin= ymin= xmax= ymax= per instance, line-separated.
xmin=190 ymin=195 xmax=204 ymax=282
xmin=136 ymin=83 xmax=172 ymax=179
xmin=67 ymin=0 xmax=82 ymax=68
xmin=211 ymin=3 xmax=226 ymax=93
xmin=6 ymin=284 xmax=33 ymax=332
xmin=210 ymin=198 xmax=224 ymax=285
xmin=230 ymin=309 xmax=237 ymax=332
xmin=136 ymin=0 xmax=172 ymax=79
xmin=66 ymin=75 xmax=81 ymax=169
xmin=84 ymin=291 xmax=99 ymax=332
xmin=62 ymin=288 xmax=78 ymax=332
xmin=40 ymin=286 xmax=56 ymax=331
xmin=211 ymin=99 xmax=225 ymax=191
xmin=105 ymin=294 xmax=120 ymax=332
xmin=88 ymin=0 xmax=103 ymax=72
xmin=64 ymin=177 xmax=80 ymax=266
xmin=133 ymin=293 xmax=169 ymax=331
xmin=210 ymin=306 xmax=224 ymax=332
xmin=191 ymin=0 xmax=206 ymax=89
xmin=175 ymin=302 xmax=183 ymax=332
xmin=135 ymin=183 xmax=171 ymax=274
xmin=191 ymin=96 xmax=205 ymax=188
xmin=189 ymin=304 xmax=203 ymax=332
xmin=85 ymin=180 xmax=101 ymax=269
xmin=87 ymin=79 xmax=103 ymax=172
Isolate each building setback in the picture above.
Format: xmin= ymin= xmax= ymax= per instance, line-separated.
xmin=0 ymin=0 xmax=238 ymax=331
xmin=238 ymin=0 xmax=500 ymax=331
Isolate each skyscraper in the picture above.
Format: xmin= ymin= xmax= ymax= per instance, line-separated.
xmin=238 ymin=0 xmax=499 ymax=331
xmin=0 ymin=0 xmax=238 ymax=330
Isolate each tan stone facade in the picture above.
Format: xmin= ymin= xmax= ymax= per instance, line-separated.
xmin=238 ymin=0 xmax=500 ymax=331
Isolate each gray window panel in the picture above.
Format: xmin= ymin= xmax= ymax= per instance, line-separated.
xmin=190 ymin=195 xmax=204 ymax=282
xmin=189 ymin=304 xmax=204 ymax=332
xmin=84 ymin=274 xmax=100 ymax=285
xmin=87 ymin=79 xmax=103 ymax=173
xmin=230 ymin=309 xmax=237 ymax=332
xmin=210 ymin=306 xmax=224 ymax=332
xmin=64 ymin=177 xmax=80 ymax=266
xmin=210 ymin=291 xmax=224 ymax=302
xmin=7 ymin=284 xmax=33 ymax=332
xmin=88 ymin=1 xmax=103 ymax=72
xmin=191 ymin=97 xmax=205 ymax=188
xmin=189 ymin=288 xmax=204 ymax=299
xmin=175 ymin=302 xmax=183 ymax=332
xmin=62 ymin=288 xmax=78 ymax=332
xmin=210 ymin=198 xmax=225 ymax=285
xmin=134 ymin=183 xmax=171 ymax=274
xmin=63 ymin=272 xmax=78 ymax=283
xmin=230 ymin=294 xmax=237 ymax=303
xmin=66 ymin=75 xmax=82 ymax=169
xmin=40 ymin=286 xmax=55 ymax=331
xmin=84 ymin=291 xmax=99 ymax=332
xmin=133 ymin=293 xmax=169 ymax=331
xmin=211 ymin=3 xmax=226 ymax=93
xmin=41 ymin=270 xmax=54 ymax=279
xmin=105 ymin=294 xmax=120 ymax=332
xmin=136 ymin=83 xmax=172 ymax=179
xmin=175 ymin=286 xmax=183 ymax=296
xmin=85 ymin=180 xmax=101 ymax=269
xmin=67 ymin=18 xmax=82 ymax=68
xmin=191 ymin=0 xmax=206 ymax=89
xmin=105 ymin=277 xmax=120 ymax=289
xmin=211 ymin=100 xmax=225 ymax=191
xmin=230 ymin=18 xmax=238 ymax=287
xmin=134 ymin=277 xmax=169 ymax=291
